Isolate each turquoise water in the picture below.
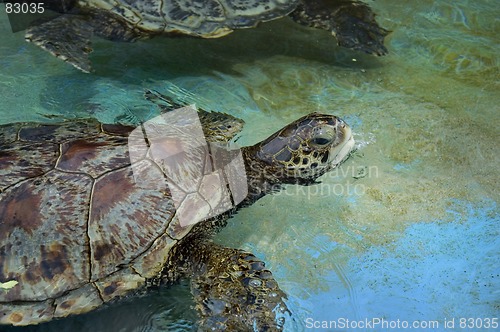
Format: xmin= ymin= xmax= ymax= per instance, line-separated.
xmin=1 ymin=0 xmax=499 ymax=331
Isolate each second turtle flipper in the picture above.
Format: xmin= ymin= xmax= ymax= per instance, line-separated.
xmin=290 ymin=0 xmax=390 ymax=56
xmin=25 ymin=9 xmax=143 ymax=73
xmin=25 ymin=15 xmax=94 ymax=73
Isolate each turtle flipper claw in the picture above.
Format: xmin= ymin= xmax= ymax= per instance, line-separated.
xmin=190 ymin=243 xmax=289 ymax=331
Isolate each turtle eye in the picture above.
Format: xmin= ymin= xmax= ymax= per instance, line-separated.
xmin=310 ymin=125 xmax=336 ymax=148
xmin=311 ymin=137 xmax=331 ymax=146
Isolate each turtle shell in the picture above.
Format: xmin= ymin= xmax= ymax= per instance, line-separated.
xmin=0 ymin=118 xmax=220 ymax=325
xmin=82 ymin=0 xmax=299 ymax=37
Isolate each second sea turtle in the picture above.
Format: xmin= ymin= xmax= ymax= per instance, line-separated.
xmin=26 ymin=0 xmax=390 ymax=72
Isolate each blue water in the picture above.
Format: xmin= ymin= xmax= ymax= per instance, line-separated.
xmin=291 ymin=201 xmax=499 ymax=331
xmin=1 ymin=0 xmax=499 ymax=331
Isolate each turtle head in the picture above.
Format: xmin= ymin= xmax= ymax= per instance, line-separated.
xmin=244 ymin=113 xmax=354 ymax=190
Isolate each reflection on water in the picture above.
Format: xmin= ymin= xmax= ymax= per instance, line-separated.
xmin=0 ymin=0 xmax=498 ymax=331
xmin=6 ymin=281 xmax=197 ymax=332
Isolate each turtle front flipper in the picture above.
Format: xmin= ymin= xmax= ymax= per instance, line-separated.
xmin=145 ymin=89 xmax=245 ymax=142
xmin=25 ymin=15 xmax=94 ymax=73
xmin=290 ymin=0 xmax=390 ymax=56
xmin=184 ymin=242 xmax=289 ymax=331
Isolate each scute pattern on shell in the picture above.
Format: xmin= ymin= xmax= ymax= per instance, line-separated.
xmin=0 ymin=170 xmax=93 ymax=301
xmin=85 ymin=0 xmax=299 ymax=36
xmin=0 ymin=120 xmax=185 ymax=325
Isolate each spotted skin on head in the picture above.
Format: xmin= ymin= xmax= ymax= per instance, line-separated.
xmin=243 ymin=113 xmax=354 ymax=199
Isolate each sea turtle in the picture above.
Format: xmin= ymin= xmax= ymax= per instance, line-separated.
xmin=26 ymin=0 xmax=389 ymax=72
xmin=0 ymin=91 xmax=355 ymax=330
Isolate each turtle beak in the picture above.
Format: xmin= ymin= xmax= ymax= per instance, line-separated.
xmin=329 ymin=119 xmax=355 ymax=167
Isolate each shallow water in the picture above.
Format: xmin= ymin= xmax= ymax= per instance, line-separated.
xmin=1 ymin=0 xmax=499 ymax=331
